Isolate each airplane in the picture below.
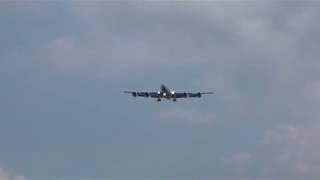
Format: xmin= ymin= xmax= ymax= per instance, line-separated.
xmin=124 ymin=84 xmax=214 ymax=102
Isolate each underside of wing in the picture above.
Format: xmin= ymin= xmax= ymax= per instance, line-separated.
xmin=124 ymin=91 xmax=159 ymax=98
xmin=174 ymin=92 xmax=188 ymax=98
xmin=200 ymin=92 xmax=214 ymax=94
xmin=148 ymin=92 xmax=161 ymax=98
xmin=174 ymin=92 xmax=214 ymax=98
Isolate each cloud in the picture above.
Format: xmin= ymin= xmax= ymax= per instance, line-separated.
xmin=35 ymin=25 xmax=175 ymax=75
xmin=34 ymin=4 xmax=320 ymax=177
xmin=33 ymin=3 xmax=168 ymax=73
xmin=195 ymin=1 xmax=320 ymax=119
xmin=223 ymin=152 xmax=252 ymax=175
xmin=0 ymin=1 xmax=50 ymax=16
xmin=3 ymin=1 xmax=320 ymax=178
xmin=38 ymin=36 xmax=87 ymax=69
xmin=33 ymin=2 xmax=246 ymax=75
xmin=205 ymin=1 xmax=320 ymax=178
xmin=224 ymin=122 xmax=320 ymax=178
xmin=0 ymin=168 xmax=27 ymax=180
xmin=159 ymin=108 xmax=216 ymax=125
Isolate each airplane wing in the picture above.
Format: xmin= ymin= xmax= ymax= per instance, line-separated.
xmin=199 ymin=92 xmax=215 ymax=95
xmin=174 ymin=92 xmax=188 ymax=98
xmin=124 ymin=91 xmax=160 ymax=98
xmin=174 ymin=92 xmax=214 ymax=98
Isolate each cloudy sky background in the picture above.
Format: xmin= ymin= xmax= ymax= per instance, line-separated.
xmin=1 ymin=1 xmax=320 ymax=179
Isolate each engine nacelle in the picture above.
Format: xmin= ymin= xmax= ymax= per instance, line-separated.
xmin=132 ymin=92 xmax=137 ymax=97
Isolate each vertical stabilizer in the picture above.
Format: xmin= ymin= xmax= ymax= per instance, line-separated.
xmin=161 ymin=84 xmax=170 ymax=93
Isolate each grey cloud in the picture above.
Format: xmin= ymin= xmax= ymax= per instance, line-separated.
xmin=225 ymin=122 xmax=320 ymax=178
xmin=41 ymin=4 xmax=320 ymax=177
xmin=6 ymin=1 xmax=320 ymax=178
xmin=196 ymin=1 xmax=320 ymax=116
xmin=0 ymin=1 xmax=50 ymax=16
xmin=195 ymin=1 xmax=320 ymax=178
xmin=34 ymin=2 xmax=240 ymax=75
xmin=159 ymin=107 xmax=217 ymax=125
xmin=0 ymin=168 xmax=27 ymax=180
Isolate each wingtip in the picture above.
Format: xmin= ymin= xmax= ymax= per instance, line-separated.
xmin=202 ymin=92 xmax=215 ymax=94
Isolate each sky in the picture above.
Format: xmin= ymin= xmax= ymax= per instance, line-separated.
xmin=1 ymin=1 xmax=320 ymax=179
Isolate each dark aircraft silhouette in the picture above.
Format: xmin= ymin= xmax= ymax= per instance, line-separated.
xmin=124 ymin=84 xmax=214 ymax=102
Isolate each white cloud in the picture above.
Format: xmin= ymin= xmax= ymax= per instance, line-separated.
xmin=0 ymin=168 xmax=27 ymax=180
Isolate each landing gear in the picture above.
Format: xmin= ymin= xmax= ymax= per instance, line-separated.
xmin=157 ymin=98 xmax=161 ymax=102
xmin=173 ymin=98 xmax=177 ymax=102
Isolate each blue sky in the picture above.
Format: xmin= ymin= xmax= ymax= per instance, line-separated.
xmin=1 ymin=1 xmax=320 ymax=179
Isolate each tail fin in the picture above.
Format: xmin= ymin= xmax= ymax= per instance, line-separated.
xmin=161 ymin=84 xmax=170 ymax=93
